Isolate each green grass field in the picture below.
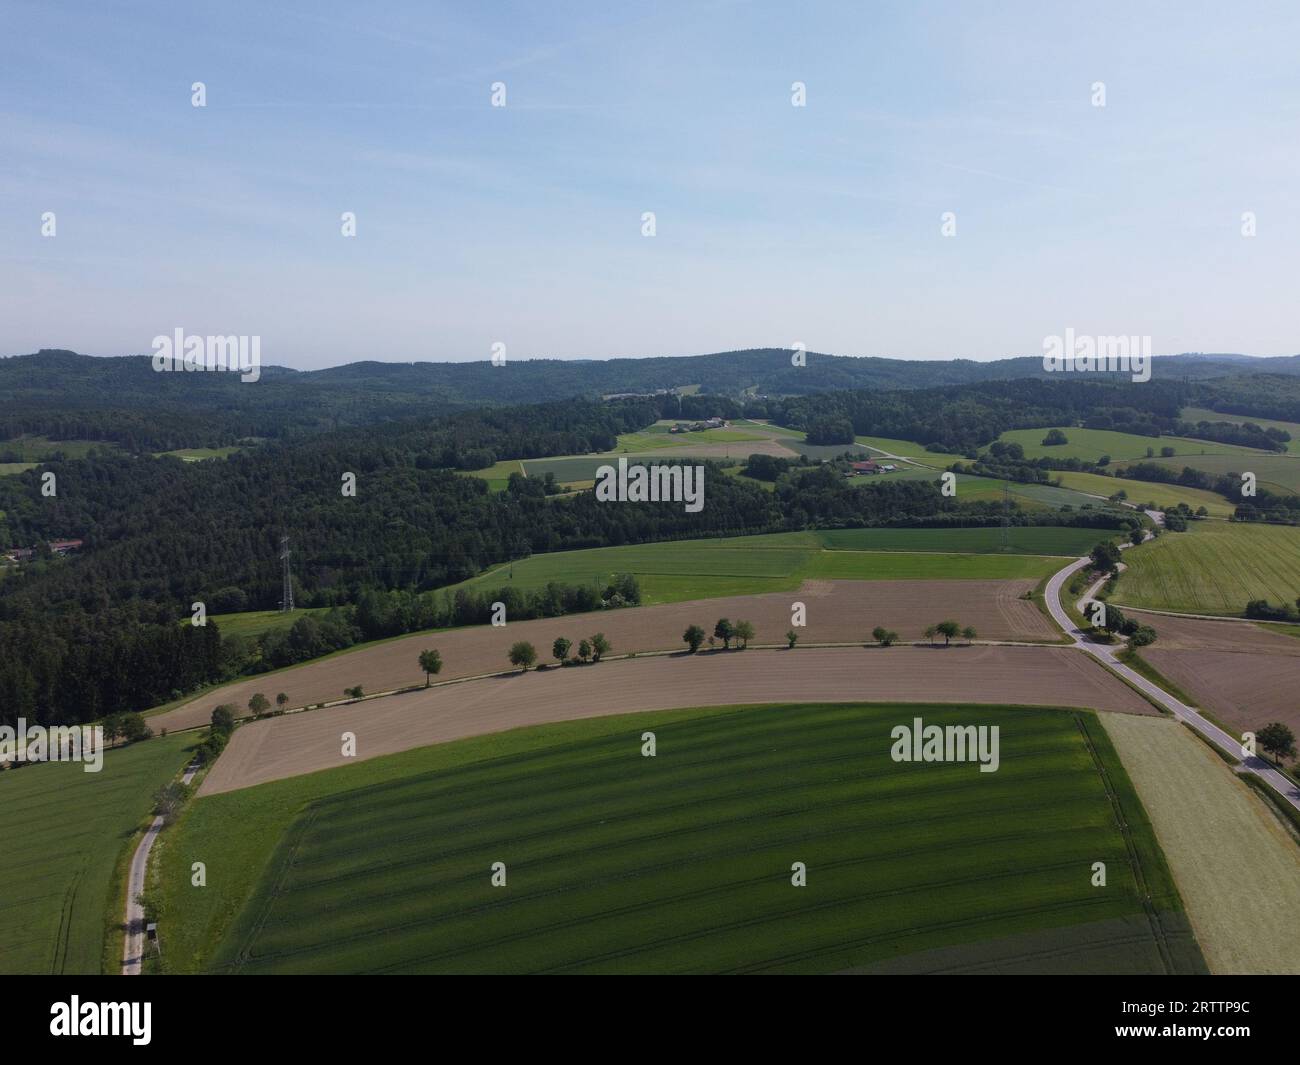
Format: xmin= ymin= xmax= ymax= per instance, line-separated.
xmin=1112 ymin=521 xmax=1300 ymax=616
xmin=155 ymin=703 xmax=1202 ymax=975
xmin=208 ymin=606 xmax=332 ymax=639
xmin=854 ymin=436 xmax=967 ymax=468
xmin=153 ymin=447 xmax=244 ymax=462
xmin=1133 ymin=452 xmax=1300 ymax=496
xmin=1054 ymin=470 xmax=1235 ymax=518
xmin=1181 ymin=406 xmax=1300 ymax=454
xmin=449 ymin=528 xmax=1100 ymax=604
xmin=0 ymin=462 xmax=37 ymax=476
xmin=0 ymin=734 xmax=196 ymax=974
xmin=996 ymin=427 xmax=1262 ymax=464
xmin=0 ymin=435 xmax=122 ymax=461
xmin=611 ymin=421 xmax=771 ymax=453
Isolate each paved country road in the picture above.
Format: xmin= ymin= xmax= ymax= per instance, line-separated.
xmin=1044 ymin=551 xmax=1300 ymax=814
xmin=122 ymin=761 xmax=198 ymax=975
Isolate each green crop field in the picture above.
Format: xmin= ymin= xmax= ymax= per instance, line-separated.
xmin=1112 ymin=521 xmax=1300 ymax=616
xmin=816 ymin=526 xmax=1106 ymax=555
xmin=449 ymin=528 xmax=1097 ymax=604
xmin=0 ymin=733 xmax=196 ymax=974
xmin=155 ymin=703 xmax=1203 ymax=975
xmin=1054 ymin=470 xmax=1235 ymax=518
xmin=995 ymin=427 xmax=1262 ymax=465
xmin=1133 ymin=452 xmax=1300 ymax=496
xmin=1181 ymin=407 xmax=1300 ymax=454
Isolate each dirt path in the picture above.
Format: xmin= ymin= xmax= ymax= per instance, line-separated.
xmin=198 ymin=644 xmax=1153 ymax=796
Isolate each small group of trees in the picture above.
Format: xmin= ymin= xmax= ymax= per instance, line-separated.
xmin=871 ymin=626 xmax=900 ymax=646
xmin=922 ymin=621 xmax=977 ymax=646
xmin=509 ymin=632 xmax=610 ymax=672
xmin=682 ymin=619 xmax=755 ymax=653
xmin=100 ymin=711 xmax=152 ymax=747
xmin=247 ymin=691 xmax=290 ymax=716
xmin=196 ymin=703 xmax=236 ymax=765
xmin=1245 ymin=598 xmax=1300 ymax=622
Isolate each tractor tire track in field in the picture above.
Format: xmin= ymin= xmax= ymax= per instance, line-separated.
xmin=1074 ymin=713 xmax=1173 ymax=974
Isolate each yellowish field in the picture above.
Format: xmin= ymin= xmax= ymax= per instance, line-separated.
xmin=1054 ymin=470 xmax=1235 ymax=518
xmin=1100 ymin=713 xmax=1300 ymax=974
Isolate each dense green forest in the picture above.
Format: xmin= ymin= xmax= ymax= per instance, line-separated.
xmin=5 ymin=348 xmax=1300 ymax=450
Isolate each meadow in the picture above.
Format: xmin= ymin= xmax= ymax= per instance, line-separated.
xmin=1135 ymin=452 xmax=1300 ymax=496
xmin=156 ymin=702 xmax=1203 ymax=975
xmin=450 ymin=527 xmax=1100 ymax=604
xmin=1111 ymin=521 xmax=1300 ymax=616
xmin=0 ymin=733 xmax=196 ymax=974
xmin=995 ymin=427 xmax=1262 ymax=464
xmin=1053 ymin=470 xmax=1236 ymax=518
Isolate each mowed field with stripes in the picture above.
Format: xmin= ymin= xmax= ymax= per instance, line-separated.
xmin=158 ymin=703 xmax=1204 ymax=975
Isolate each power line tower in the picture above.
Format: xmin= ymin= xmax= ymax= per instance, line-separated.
xmin=279 ymin=535 xmax=294 ymax=612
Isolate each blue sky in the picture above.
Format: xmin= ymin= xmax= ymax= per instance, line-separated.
xmin=2 ymin=0 xmax=1297 ymax=368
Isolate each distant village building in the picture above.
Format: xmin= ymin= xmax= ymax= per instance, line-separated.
xmin=850 ymin=460 xmax=881 ymax=475
xmin=3 ymin=539 xmax=83 ymax=564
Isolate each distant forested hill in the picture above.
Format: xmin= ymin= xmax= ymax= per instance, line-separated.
xmin=4 ymin=347 xmax=1298 ymax=450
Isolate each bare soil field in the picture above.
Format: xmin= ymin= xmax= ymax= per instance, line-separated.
xmin=1101 ymin=714 xmax=1300 ymax=974
xmin=1132 ymin=611 xmax=1300 ymax=655
xmin=1143 ymin=649 xmax=1300 ymax=738
xmin=198 ymin=645 xmax=1154 ymax=796
xmin=158 ymin=579 xmax=1056 ymax=732
xmin=1126 ymin=611 xmax=1300 ymax=736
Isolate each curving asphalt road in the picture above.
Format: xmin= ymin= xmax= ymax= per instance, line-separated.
xmin=1043 ymin=548 xmax=1300 ymax=813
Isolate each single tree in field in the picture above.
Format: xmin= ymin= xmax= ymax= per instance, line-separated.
xmin=714 ymin=618 xmax=735 ymax=649
xmin=345 ymin=685 xmax=364 ymax=700
xmin=1129 ymin=528 xmax=1145 ymax=547
xmin=210 ymin=704 xmax=236 ymax=734
xmin=936 ymin=620 xmax=960 ymax=646
xmin=577 ymin=639 xmax=592 ymax=663
xmin=734 ymin=620 xmax=755 ymax=649
xmin=683 ymin=625 xmax=705 ymax=653
xmin=961 ymin=626 xmax=977 ymax=644
xmin=590 ymin=632 xmax=610 ymax=662
xmin=1257 ymin=722 xmax=1296 ymax=764
xmin=785 ymin=629 xmax=799 ymax=649
xmin=1042 ymin=429 xmax=1069 ymax=446
xmin=923 ymin=625 xmax=937 ymax=645
xmin=275 ymin=692 xmax=289 ymax=710
xmin=871 ymin=626 xmax=890 ymax=647
xmin=509 ymin=641 xmax=537 ymax=672
xmin=418 ymin=649 xmax=443 ymax=687
xmin=248 ymin=692 xmax=270 ymax=715
xmin=552 ymin=637 xmax=572 ymax=665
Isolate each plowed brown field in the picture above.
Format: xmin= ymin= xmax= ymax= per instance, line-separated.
xmin=1126 ymin=612 xmax=1300 ymax=738
xmin=198 ymin=644 xmax=1154 ymax=796
xmin=158 ymin=579 xmax=1057 ymax=732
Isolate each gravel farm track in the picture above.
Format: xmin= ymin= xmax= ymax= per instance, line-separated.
xmin=155 ymin=579 xmax=1059 ymax=733
xmin=197 ymin=644 xmax=1153 ymax=796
